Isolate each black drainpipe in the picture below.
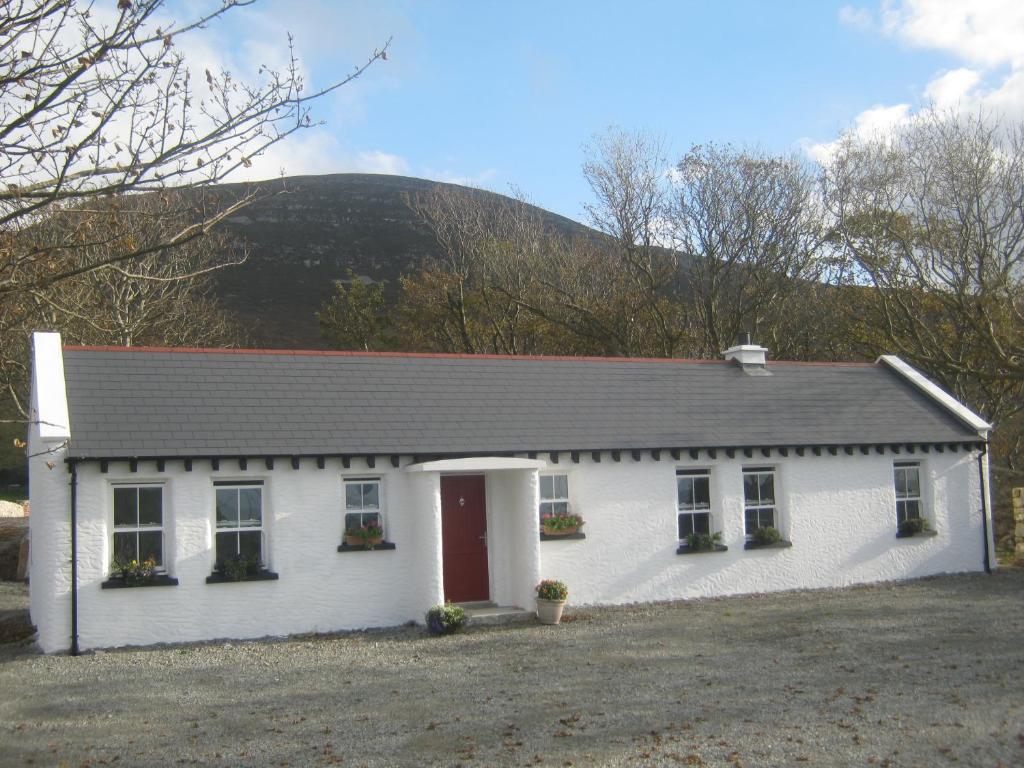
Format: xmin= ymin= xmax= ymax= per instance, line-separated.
xmin=977 ymin=445 xmax=991 ymax=575
xmin=70 ymin=460 xmax=80 ymax=656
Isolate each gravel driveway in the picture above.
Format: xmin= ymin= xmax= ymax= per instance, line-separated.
xmin=1 ymin=571 xmax=1023 ymax=767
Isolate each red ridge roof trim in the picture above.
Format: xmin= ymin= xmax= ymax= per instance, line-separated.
xmin=61 ymin=344 xmax=877 ymax=367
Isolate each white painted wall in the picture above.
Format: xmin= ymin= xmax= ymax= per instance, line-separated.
xmin=31 ymin=446 xmax=988 ymax=652
xmin=33 ymin=446 xmax=988 ymax=652
xmin=486 ymin=470 xmax=541 ymax=609
xmin=28 ymin=334 xmax=73 ymax=654
xmin=36 ymin=458 xmax=460 ymax=652
xmin=539 ymin=450 xmax=987 ymax=607
xmin=35 ymin=458 xmax=552 ymax=651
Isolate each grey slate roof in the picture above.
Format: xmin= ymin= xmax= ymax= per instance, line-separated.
xmin=60 ymin=348 xmax=983 ymax=459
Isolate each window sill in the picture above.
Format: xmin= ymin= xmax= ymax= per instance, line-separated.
xmin=676 ymin=543 xmax=729 ymax=555
xmin=540 ymin=531 xmax=586 ymax=541
xmin=744 ymin=539 xmax=793 ymax=550
xmin=896 ymin=528 xmax=938 ymax=539
xmin=101 ymin=574 xmax=179 ymax=589
xmin=205 ymin=570 xmax=279 ymax=584
xmin=337 ymin=541 xmax=397 ymax=552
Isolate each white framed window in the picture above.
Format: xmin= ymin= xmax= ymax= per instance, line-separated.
xmin=743 ymin=467 xmax=776 ymax=535
xmin=112 ymin=484 xmax=164 ymax=568
xmin=677 ymin=469 xmax=711 ymax=538
xmin=539 ymin=473 xmax=570 ymax=520
xmin=344 ymin=477 xmax=382 ymax=533
xmin=894 ymin=462 xmax=923 ymax=526
xmin=214 ymin=481 xmax=264 ymax=569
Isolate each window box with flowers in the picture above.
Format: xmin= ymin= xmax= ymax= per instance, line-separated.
xmin=206 ymin=554 xmax=279 ymax=584
xmin=338 ymin=521 xmax=397 ymax=552
xmin=540 ymin=512 xmax=586 ymax=540
xmin=676 ymin=531 xmax=729 ymax=555
xmin=102 ymin=556 xmax=178 ymax=589
xmin=895 ymin=516 xmax=938 ymax=539
xmin=743 ymin=525 xmax=793 ymax=550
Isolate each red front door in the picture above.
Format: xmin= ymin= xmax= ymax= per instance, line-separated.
xmin=441 ymin=474 xmax=489 ymax=603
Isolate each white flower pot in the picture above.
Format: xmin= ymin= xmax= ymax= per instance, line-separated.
xmin=536 ymin=597 xmax=567 ymax=625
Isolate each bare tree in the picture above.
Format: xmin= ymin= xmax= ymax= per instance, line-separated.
xmin=667 ymin=143 xmax=828 ymax=358
xmin=581 ymin=128 xmax=685 ymax=356
xmin=403 ymin=185 xmax=560 ymax=355
xmin=824 ymin=112 xmax=1024 ymax=423
xmin=0 ymin=191 xmax=245 ymax=415
xmin=0 ymin=0 xmax=388 ymax=299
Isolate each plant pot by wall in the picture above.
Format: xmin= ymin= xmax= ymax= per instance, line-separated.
xmin=536 ymin=597 xmax=567 ymax=625
xmin=541 ymin=526 xmax=579 ymax=537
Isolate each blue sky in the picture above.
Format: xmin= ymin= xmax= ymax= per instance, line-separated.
xmin=184 ymin=0 xmax=1024 ymax=222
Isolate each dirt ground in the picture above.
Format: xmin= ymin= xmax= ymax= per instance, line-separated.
xmin=0 ymin=571 xmax=1022 ymax=767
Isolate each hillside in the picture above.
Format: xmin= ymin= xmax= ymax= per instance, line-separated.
xmin=210 ymin=174 xmax=597 ymax=348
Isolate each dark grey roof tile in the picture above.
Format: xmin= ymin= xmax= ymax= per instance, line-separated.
xmin=61 ymin=349 xmax=982 ymax=458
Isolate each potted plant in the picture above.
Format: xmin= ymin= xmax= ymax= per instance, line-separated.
xmin=345 ymin=521 xmax=384 ymax=549
xmin=685 ymin=531 xmax=723 ymax=551
xmin=541 ymin=512 xmax=584 ymax=536
xmin=536 ymin=579 xmax=569 ymax=625
xmin=898 ymin=516 xmax=930 ymax=537
xmin=110 ymin=555 xmax=157 ymax=586
xmin=425 ymin=603 xmax=467 ymax=635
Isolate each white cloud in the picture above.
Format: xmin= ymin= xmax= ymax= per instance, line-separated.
xmin=923 ymin=67 xmax=982 ymax=109
xmin=805 ymin=103 xmax=912 ymax=163
xmin=353 ymin=150 xmax=412 ymax=176
xmin=233 ymin=131 xmax=410 ymax=181
xmin=421 ymin=167 xmax=500 ymax=188
xmin=807 ymin=1 xmax=1024 ymax=162
xmin=233 ymin=130 xmax=498 ymax=186
xmin=881 ymin=0 xmax=1024 ymax=69
xmin=838 ymin=5 xmax=874 ymax=31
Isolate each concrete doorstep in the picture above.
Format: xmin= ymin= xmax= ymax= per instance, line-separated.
xmin=457 ymin=601 xmax=535 ymax=626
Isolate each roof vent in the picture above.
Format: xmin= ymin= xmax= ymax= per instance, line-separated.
xmin=723 ymin=332 xmax=770 ymax=375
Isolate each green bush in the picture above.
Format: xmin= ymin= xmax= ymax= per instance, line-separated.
xmin=425 ymin=603 xmax=466 ymax=635
xmin=752 ymin=526 xmax=782 ymax=545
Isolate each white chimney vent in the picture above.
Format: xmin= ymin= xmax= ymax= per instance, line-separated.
xmin=723 ymin=332 xmax=769 ymax=371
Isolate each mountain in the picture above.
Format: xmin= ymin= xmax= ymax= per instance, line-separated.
xmin=210 ymin=174 xmax=597 ymax=348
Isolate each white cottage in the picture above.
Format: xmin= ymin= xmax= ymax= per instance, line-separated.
xmin=27 ymin=331 xmax=994 ymax=653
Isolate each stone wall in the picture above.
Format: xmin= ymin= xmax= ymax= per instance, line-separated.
xmin=1015 ymin=488 xmax=1024 ymax=564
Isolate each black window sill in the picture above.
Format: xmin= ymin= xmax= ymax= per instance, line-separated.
xmin=205 ymin=570 xmax=279 ymax=584
xmin=101 ymin=574 xmax=179 ymax=589
xmin=540 ymin=531 xmax=587 ymax=541
xmin=744 ymin=539 xmax=794 ymax=550
xmin=337 ymin=541 xmax=397 ymax=552
xmin=676 ymin=543 xmax=729 ymax=555
xmin=896 ymin=528 xmax=938 ymax=539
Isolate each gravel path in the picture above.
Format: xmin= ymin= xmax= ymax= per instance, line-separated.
xmin=1 ymin=571 xmax=1023 ymax=767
